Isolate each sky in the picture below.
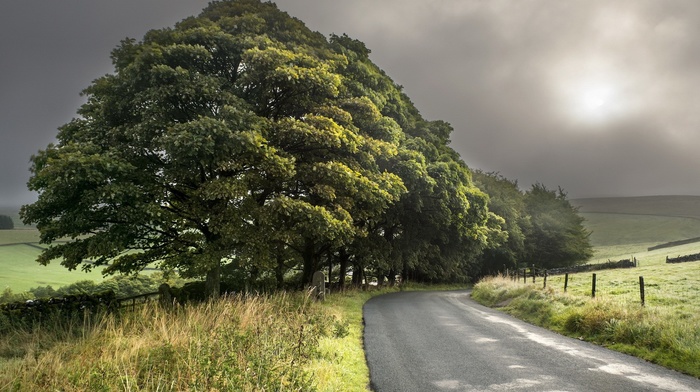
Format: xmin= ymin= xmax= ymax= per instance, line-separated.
xmin=2 ymin=0 xmax=699 ymax=207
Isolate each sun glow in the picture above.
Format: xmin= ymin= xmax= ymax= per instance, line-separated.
xmin=573 ymin=80 xmax=616 ymax=121
xmin=552 ymin=61 xmax=629 ymax=126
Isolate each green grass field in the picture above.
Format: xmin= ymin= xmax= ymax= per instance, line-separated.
xmin=0 ymin=228 xmax=105 ymax=293
xmin=472 ymin=196 xmax=700 ymax=377
xmin=575 ymin=196 xmax=700 ymax=263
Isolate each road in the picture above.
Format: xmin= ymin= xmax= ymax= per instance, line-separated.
xmin=363 ymin=290 xmax=700 ymax=392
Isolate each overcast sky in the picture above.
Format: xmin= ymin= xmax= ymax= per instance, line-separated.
xmin=2 ymin=0 xmax=699 ymax=207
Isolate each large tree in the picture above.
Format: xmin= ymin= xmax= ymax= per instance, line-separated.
xmin=21 ymin=0 xmax=496 ymax=295
xmin=21 ymin=1 xmax=403 ymax=296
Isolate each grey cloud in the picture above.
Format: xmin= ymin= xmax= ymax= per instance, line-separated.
xmin=2 ymin=0 xmax=699 ymax=206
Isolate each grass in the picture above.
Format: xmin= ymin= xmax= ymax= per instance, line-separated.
xmin=581 ymin=212 xmax=700 ymax=248
xmin=471 ymin=196 xmax=700 ymax=378
xmin=0 ymin=284 xmax=466 ymax=391
xmin=1 ymin=292 xmax=338 ymax=391
xmin=0 ymin=229 xmax=106 ymax=292
xmin=473 ymin=270 xmax=700 ymax=377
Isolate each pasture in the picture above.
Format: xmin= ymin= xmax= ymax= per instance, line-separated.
xmin=0 ymin=229 xmax=105 ymax=293
xmin=574 ymin=195 xmax=700 ymax=263
xmin=474 ymin=196 xmax=700 ymax=376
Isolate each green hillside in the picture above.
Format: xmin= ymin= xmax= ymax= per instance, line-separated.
xmin=574 ymin=195 xmax=700 ymax=219
xmin=573 ymin=196 xmax=700 ymax=262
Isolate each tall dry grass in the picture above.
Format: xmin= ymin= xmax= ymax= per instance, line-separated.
xmin=0 ymin=292 xmax=341 ymax=391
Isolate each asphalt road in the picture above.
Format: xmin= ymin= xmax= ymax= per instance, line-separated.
xmin=363 ymin=290 xmax=700 ymax=392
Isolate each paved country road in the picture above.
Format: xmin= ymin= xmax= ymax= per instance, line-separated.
xmin=363 ymin=290 xmax=700 ymax=392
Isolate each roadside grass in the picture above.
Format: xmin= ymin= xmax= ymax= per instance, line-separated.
xmin=1 ymin=292 xmax=337 ymax=391
xmin=0 ymin=283 xmax=466 ymax=391
xmin=475 ymin=197 xmax=700 ymax=378
xmin=472 ymin=273 xmax=700 ymax=378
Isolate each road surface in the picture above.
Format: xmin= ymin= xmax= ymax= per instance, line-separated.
xmin=363 ymin=290 xmax=700 ymax=392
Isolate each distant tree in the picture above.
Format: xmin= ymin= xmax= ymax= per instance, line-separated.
xmin=472 ymin=171 xmax=529 ymax=276
xmin=522 ymin=184 xmax=593 ymax=269
xmin=56 ymin=280 xmax=99 ymax=296
xmin=29 ymin=285 xmax=59 ymax=299
xmin=0 ymin=215 xmax=13 ymax=230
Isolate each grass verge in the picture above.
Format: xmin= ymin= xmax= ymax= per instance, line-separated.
xmin=1 ymin=292 xmax=337 ymax=391
xmin=472 ymin=276 xmax=700 ymax=378
xmin=0 ymin=283 xmax=466 ymax=391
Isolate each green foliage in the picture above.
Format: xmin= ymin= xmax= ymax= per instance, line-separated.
xmin=522 ymin=184 xmax=593 ymax=269
xmin=20 ymin=0 xmax=497 ymax=294
xmin=473 ymin=173 xmax=593 ymax=274
xmin=472 ymin=171 xmax=528 ymax=276
xmin=0 ymin=215 xmax=13 ymax=230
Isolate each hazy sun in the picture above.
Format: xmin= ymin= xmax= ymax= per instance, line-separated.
xmin=550 ymin=56 xmax=631 ymax=126
xmin=575 ymin=81 xmax=615 ymax=120
xmin=553 ymin=70 xmax=626 ymax=126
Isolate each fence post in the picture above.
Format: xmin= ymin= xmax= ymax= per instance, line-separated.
xmin=564 ymin=273 xmax=569 ymax=292
xmin=639 ymin=276 xmax=645 ymax=306
xmin=543 ymin=270 xmax=547 ymax=289
xmin=532 ymin=264 xmax=536 ymax=284
xmin=591 ymin=273 xmax=596 ymax=298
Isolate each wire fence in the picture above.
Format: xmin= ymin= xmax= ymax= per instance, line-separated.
xmin=508 ymin=266 xmax=700 ymax=308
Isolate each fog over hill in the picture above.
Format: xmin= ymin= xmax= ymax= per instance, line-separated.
xmin=573 ymin=195 xmax=700 ymax=219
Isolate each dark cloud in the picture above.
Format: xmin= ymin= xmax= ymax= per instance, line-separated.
xmin=2 ymin=0 xmax=699 ymax=207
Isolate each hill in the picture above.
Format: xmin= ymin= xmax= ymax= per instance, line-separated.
xmin=573 ymin=195 xmax=700 ymax=219
xmin=572 ymin=196 xmax=700 ymax=262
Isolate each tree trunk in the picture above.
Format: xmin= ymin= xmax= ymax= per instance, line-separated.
xmin=388 ymin=268 xmax=397 ymax=286
xmin=338 ymin=248 xmax=349 ymax=290
xmin=351 ymin=261 xmax=363 ymax=287
xmin=301 ymin=240 xmax=318 ymax=287
xmin=205 ymin=263 xmax=221 ymax=299
xmin=327 ymin=250 xmax=334 ymax=288
xmin=275 ymin=253 xmax=286 ymax=290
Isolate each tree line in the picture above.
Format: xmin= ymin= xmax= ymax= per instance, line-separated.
xmin=20 ymin=0 xmax=591 ymax=298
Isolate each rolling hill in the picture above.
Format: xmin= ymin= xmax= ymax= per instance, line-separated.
xmin=572 ymin=195 xmax=700 ymax=262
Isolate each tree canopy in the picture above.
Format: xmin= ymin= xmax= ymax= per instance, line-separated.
xmin=21 ymin=0 xmax=591 ymax=297
xmin=21 ymin=0 xmax=501 ymax=297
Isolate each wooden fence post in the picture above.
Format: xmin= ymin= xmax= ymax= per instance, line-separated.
xmin=532 ymin=264 xmax=536 ymax=284
xmin=639 ymin=276 xmax=645 ymax=306
xmin=564 ymin=273 xmax=569 ymax=292
xmin=543 ymin=270 xmax=547 ymax=289
xmin=591 ymin=273 xmax=597 ymax=298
